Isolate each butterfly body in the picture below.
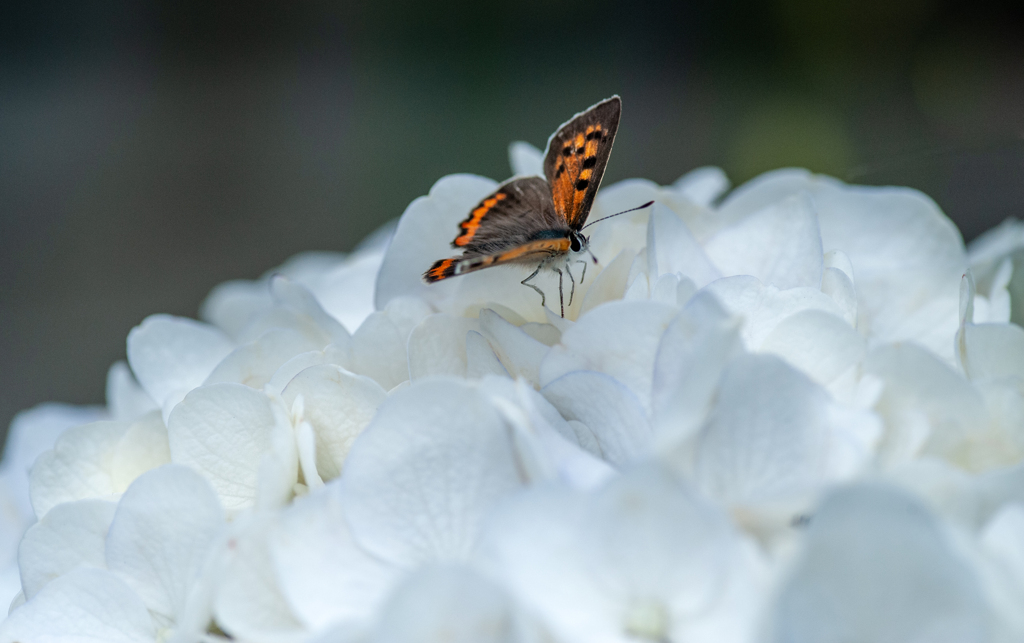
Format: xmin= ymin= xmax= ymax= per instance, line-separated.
xmin=424 ymin=96 xmax=622 ymax=315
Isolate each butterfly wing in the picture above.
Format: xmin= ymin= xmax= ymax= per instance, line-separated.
xmin=450 ymin=176 xmax=565 ymax=254
xmin=424 ymin=176 xmax=569 ymax=283
xmin=543 ymin=96 xmax=621 ymax=230
xmin=424 ymin=237 xmax=571 ymax=283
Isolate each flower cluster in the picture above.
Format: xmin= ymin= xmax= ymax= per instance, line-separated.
xmin=2 ymin=143 xmax=1024 ymax=643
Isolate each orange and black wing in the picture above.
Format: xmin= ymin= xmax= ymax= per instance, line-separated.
xmin=449 ymin=176 xmax=564 ymax=253
xmin=424 ymin=237 xmax=572 ymax=283
xmin=543 ymin=96 xmax=620 ymax=230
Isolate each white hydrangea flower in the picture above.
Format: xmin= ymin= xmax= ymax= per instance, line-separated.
xmin=5 ymin=135 xmax=1024 ymax=643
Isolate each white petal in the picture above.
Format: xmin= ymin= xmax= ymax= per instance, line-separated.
xmin=759 ymin=309 xmax=865 ymax=388
xmin=408 ymin=314 xmax=481 ymax=379
xmin=200 ymin=279 xmax=273 ymax=339
xmin=647 ymin=203 xmax=720 ymax=288
xmin=341 ymin=379 xmax=527 ymax=566
xmin=167 ymin=384 xmax=293 ymax=512
xmin=508 ymin=141 xmax=543 ymax=177
xmin=2 ymin=403 xmax=106 ymax=519
xmin=670 ymin=166 xmax=730 ymax=207
xmin=309 ymin=249 xmax=385 ymax=334
xmin=18 ymin=499 xmax=117 ymax=599
xmin=369 ymin=564 xmax=531 ymax=643
xmin=347 ymin=312 xmax=410 ymax=391
xmin=29 ymin=420 xmax=129 ymax=518
xmin=705 ymin=193 xmax=823 ymax=290
xmin=979 ymin=504 xmax=1024 ymax=637
xmin=126 ymin=314 xmax=235 ymax=420
xmin=650 ymin=293 xmax=742 ymax=449
xmin=960 ymin=322 xmax=1024 ymax=382
xmin=715 ymin=168 xmax=815 ymax=228
xmin=106 ymin=466 xmax=224 ymax=621
xmin=541 ymin=371 xmax=652 ymax=466
xmin=481 ymin=377 xmax=616 ymax=490
xmin=771 ymin=484 xmax=989 ymax=643
xmin=693 ymin=354 xmax=878 ymax=507
xmin=820 ymin=266 xmax=857 ymax=326
xmin=866 ymin=343 xmax=985 ymax=465
xmin=270 ymin=483 xmax=399 ymax=632
xmin=579 ymin=249 xmax=636 ymax=315
xmin=110 ymin=411 xmax=171 ymax=492
xmin=702 ymin=275 xmax=846 ymax=349
xmin=539 ymin=300 xmax=678 ymax=411
xmin=281 ymin=365 xmax=387 ymax=481
xmin=465 ymin=331 xmax=510 ymax=380
xmin=478 ymin=309 xmax=549 ymax=385
xmin=205 ymin=329 xmax=322 ymax=389
xmin=0 ymin=568 xmax=155 ymax=643
xmin=375 ymin=174 xmax=498 ymax=309
xmin=216 ymin=515 xmax=306 ymax=643
xmin=106 ymin=361 xmax=158 ymax=422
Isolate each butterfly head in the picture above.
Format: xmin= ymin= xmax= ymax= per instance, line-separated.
xmin=569 ymin=230 xmax=598 ymax=264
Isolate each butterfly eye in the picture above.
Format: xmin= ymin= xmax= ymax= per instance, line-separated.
xmin=570 ymin=234 xmax=582 ymax=252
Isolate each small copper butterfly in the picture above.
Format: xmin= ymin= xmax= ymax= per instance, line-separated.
xmin=423 ymin=96 xmax=651 ymax=316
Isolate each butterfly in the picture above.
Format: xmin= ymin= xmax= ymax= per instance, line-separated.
xmin=423 ymin=96 xmax=649 ymax=316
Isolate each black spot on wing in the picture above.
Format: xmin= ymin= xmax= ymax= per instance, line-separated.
xmin=582 ymin=156 xmax=597 ymax=169
xmin=575 ymin=178 xmax=590 ymax=191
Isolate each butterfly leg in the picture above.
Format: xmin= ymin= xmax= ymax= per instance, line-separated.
xmin=575 ymin=259 xmax=588 ymax=284
xmin=554 ymin=267 xmax=565 ymax=317
xmin=566 ymin=263 xmax=577 ymax=307
xmin=521 ymin=263 xmax=546 ymax=308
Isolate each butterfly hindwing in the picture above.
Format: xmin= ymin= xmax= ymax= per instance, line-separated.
xmin=451 ymin=176 xmax=565 ymax=254
xmin=543 ymin=96 xmax=621 ymax=230
xmin=424 ymin=237 xmax=571 ymax=283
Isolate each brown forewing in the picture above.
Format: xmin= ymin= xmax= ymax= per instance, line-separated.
xmin=543 ymin=96 xmax=621 ymax=230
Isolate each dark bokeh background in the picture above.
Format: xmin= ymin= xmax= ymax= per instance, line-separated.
xmin=3 ymin=0 xmax=1024 ymax=439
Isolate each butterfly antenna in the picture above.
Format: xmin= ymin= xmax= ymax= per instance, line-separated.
xmin=581 ymin=201 xmax=655 ymax=230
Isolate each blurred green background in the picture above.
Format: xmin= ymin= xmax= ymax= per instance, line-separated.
xmin=2 ymin=0 xmax=1023 ymax=438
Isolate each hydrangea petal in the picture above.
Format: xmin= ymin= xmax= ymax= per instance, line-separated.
xmin=2 ymin=403 xmax=106 ymax=519
xmin=216 ymin=516 xmax=306 ymax=643
xmin=18 ymin=499 xmax=116 ymax=600
xmin=408 ymin=314 xmax=481 ymax=379
xmin=0 ymin=568 xmax=156 ymax=643
xmin=29 ymin=420 xmax=130 ymax=518
xmin=205 ymin=329 xmax=322 ymax=389
xmin=126 ymin=314 xmax=235 ymax=421
xmin=704 ymin=193 xmax=823 ymax=290
xmin=465 ymin=331 xmax=511 ymax=379
xmin=270 ymin=483 xmax=400 ymax=632
xmin=539 ymin=300 xmax=678 ymax=410
xmin=348 ymin=311 xmax=411 ymax=391
xmin=105 ymin=362 xmax=158 ymax=422
xmin=693 ymin=354 xmax=879 ymax=508
xmin=759 ymin=310 xmax=865 ymax=388
xmin=341 ymin=379 xmax=527 ymax=567
xmin=281 ymin=365 xmax=387 ymax=481
xmin=542 ymin=371 xmax=652 ymax=466
xmin=702 ymin=275 xmax=846 ymax=349
xmin=369 ymin=564 xmax=532 ymax=643
xmin=651 ymin=294 xmax=742 ymax=449
xmin=109 ymin=411 xmax=171 ymax=492
xmin=105 ymin=466 xmax=224 ymax=622
xmin=647 ymin=203 xmax=720 ymax=288
xmin=670 ymin=166 xmax=730 ymax=207
xmin=478 ymin=309 xmax=549 ymax=385
xmin=508 ymin=141 xmax=543 ymax=177
xmin=771 ymin=484 xmax=989 ymax=643
xmin=167 ymin=384 xmax=292 ymax=512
